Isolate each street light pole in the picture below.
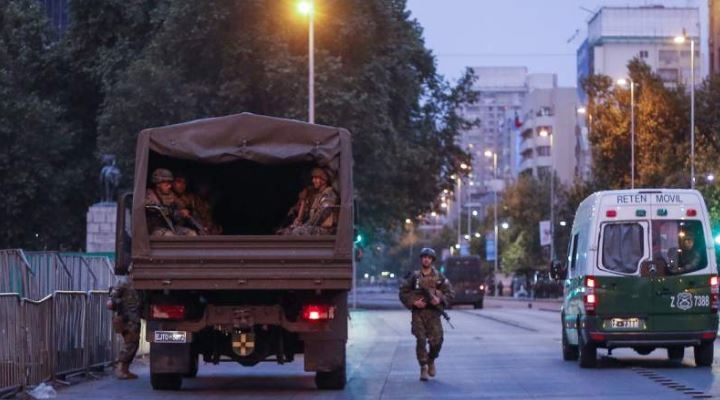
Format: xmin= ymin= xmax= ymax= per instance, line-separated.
xmin=539 ymin=129 xmax=554 ymax=259
xmin=297 ymin=0 xmax=314 ymax=124
xmin=691 ymin=37 xmax=695 ymax=188
xmin=485 ymin=150 xmax=498 ymax=296
xmin=675 ymin=32 xmax=696 ymax=188
xmin=308 ymin=4 xmax=314 ymax=124
xmin=617 ymin=78 xmax=635 ymax=188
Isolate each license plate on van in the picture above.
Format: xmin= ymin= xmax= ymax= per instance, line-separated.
xmin=604 ymin=318 xmax=644 ymax=330
xmin=154 ymin=331 xmax=188 ymax=343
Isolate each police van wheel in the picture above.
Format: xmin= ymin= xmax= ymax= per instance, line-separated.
xmin=694 ymin=341 xmax=714 ymax=367
xmin=578 ymin=333 xmax=597 ymax=368
xmin=150 ymin=373 xmax=182 ymax=390
xmin=667 ymin=346 xmax=684 ymax=363
xmin=315 ymin=365 xmax=346 ymax=390
xmin=562 ymin=328 xmax=578 ymax=361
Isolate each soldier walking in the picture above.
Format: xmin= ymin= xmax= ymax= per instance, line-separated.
xmin=399 ymin=248 xmax=454 ymax=381
xmin=107 ymin=278 xmax=142 ymax=379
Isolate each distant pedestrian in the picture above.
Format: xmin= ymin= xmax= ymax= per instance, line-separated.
xmin=497 ymin=280 xmax=504 ymax=297
xmin=399 ymin=247 xmax=454 ymax=381
xmin=107 ymin=278 xmax=142 ymax=379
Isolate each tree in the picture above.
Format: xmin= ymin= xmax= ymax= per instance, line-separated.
xmin=96 ymin=0 xmax=474 ymax=242
xmin=0 ymin=0 xmax=76 ymax=249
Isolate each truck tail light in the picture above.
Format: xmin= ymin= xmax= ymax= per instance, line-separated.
xmin=710 ymin=275 xmax=719 ymax=313
xmin=151 ymin=304 xmax=185 ymax=320
xmin=584 ymin=276 xmax=597 ymax=315
xmin=301 ymin=305 xmax=335 ymax=321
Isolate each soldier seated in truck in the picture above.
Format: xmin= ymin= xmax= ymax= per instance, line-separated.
xmin=289 ymin=167 xmax=338 ymax=235
xmin=276 ymin=184 xmax=316 ymax=235
xmin=145 ymin=168 xmax=198 ymax=236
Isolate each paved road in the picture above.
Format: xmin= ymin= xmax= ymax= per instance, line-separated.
xmin=27 ymin=294 xmax=720 ymax=400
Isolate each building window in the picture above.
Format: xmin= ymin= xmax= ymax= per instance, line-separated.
xmin=657 ymin=68 xmax=679 ymax=83
xmin=659 ymin=50 xmax=680 ymax=66
xmin=639 ymin=50 xmax=649 ymax=59
xmin=537 ymin=146 xmax=551 ymax=157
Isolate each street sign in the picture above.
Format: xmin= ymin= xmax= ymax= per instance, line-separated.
xmin=486 ymin=238 xmax=496 ymax=261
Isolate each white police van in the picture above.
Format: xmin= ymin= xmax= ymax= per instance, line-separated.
xmin=553 ymin=189 xmax=719 ymax=368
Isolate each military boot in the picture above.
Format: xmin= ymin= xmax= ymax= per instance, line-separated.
xmin=427 ymin=359 xmax=436 ymax=377
xmin=419 ymin=365 xmax=429 ymax=381
xmin=116 ymin=363 xmax=138 ymax=380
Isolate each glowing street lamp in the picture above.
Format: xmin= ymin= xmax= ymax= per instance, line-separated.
xmin=297 ymin=1 xmax=315 ymax=123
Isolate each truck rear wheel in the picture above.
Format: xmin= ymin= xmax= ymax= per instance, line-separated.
xmin=694 ymin=341 xmax=714 ymax=367
xmin=578 ymin=333 xmax=596 ymax=368
xmin=150 ymin=373 xmax=182 ymax=390
xmin=315 ymin=365 xmax=346 ymax=390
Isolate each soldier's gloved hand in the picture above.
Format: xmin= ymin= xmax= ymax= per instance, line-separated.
xmin=179 ymin=208 xmax=191 ymax=219
xmin=413 ymin=298 xmax=427 ymax=309
xmin=430 ymin=294 xmax=441 ymax=306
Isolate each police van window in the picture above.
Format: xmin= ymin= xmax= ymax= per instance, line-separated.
xmin=569 ymin=233 xmax=579 ymax=272
xmin=651 ymin=220 xmax=706 ymax=275
xmin=601 ymin=223 xmax=644 ymax=274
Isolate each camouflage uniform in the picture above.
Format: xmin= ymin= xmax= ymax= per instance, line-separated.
xmin=107 ymin=280 xmax=142 ymax=379
xmin=399 ymin=267 xmax=454 ymax=368
xmin=145 ymin=189 xmax=198 ymax=236
xmin=291 ymin=185 xmax=338 ymax=235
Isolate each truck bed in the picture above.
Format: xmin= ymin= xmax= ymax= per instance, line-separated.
xmin=131 ymin=235 xmax=353 ymax=290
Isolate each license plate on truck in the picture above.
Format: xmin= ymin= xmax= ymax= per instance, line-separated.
xmin=604 ymin=318 xmax=644 ymax=330
xmin=154 ymin=331 xmax=188 ymax=343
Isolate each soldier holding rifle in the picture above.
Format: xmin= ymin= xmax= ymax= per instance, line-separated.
xmin=399 ymin=247 xmax=454 ymax=381
xmin=145 ymin=168 xmax=198 ymax=236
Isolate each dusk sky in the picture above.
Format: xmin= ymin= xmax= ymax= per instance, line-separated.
xmin=406 ymin=0 xmax=707 ymax=87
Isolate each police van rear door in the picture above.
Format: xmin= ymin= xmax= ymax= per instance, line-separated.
xmin=647 ymin=191 xmax=714 ymax=331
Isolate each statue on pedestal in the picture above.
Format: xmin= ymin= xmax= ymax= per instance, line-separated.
xmin=100 ymin=154 xmax=121 ymax=203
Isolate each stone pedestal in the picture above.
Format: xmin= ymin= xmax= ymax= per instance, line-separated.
xmin=86 ymin=202 xmax=117 ymax=252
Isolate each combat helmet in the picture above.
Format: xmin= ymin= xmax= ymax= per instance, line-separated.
xmin=151 ymin=168 xmax=174 ymax=184
xmin=419 ymin=247 xmax=436 ymax=261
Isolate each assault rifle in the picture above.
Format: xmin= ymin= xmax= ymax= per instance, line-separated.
xmin=145 ymin=204 xmax=176 ymax=234
xmin=145 ymin=204 xmax=207 ymax=235
xmin=419 ymin=287 xmax=454 ymax=329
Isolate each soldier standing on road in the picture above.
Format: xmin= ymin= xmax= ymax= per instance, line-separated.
xmin=399 ymin=247 xmax=454 ymax=381
xmin=106 ymin=278 xmax=142 ymax=379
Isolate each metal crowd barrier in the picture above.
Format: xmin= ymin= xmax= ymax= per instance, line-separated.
xmin=0 ymin=250 xmax=31 ymax=297
xmin=24 ymin=252 xmax=73 ymax=297
xmin=0 ymin=251 xmax=119 ymax=397
xmin=0 ymin=294 xmax=23 ymax=398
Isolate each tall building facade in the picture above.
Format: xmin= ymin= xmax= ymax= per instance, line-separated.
xmin=578 ymin=6 xmax=700 ymax=102
xmin=515 ymin=88 xmax=581 ymax=185
xmin=710 ymin=0 xmax=720 ymax=74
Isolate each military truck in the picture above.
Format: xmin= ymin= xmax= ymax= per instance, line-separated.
xmin=114 ymin=113 xmax=354 ymax=390
xmin=441 ymin=256 xmax=486 ymax=309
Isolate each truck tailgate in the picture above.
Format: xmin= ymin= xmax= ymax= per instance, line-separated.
xmin=131 ymin=236 xmax=352 ymax=290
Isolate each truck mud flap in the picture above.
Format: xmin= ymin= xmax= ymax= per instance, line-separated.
xmin=150 ymin=343 xmax=192 ymax=374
